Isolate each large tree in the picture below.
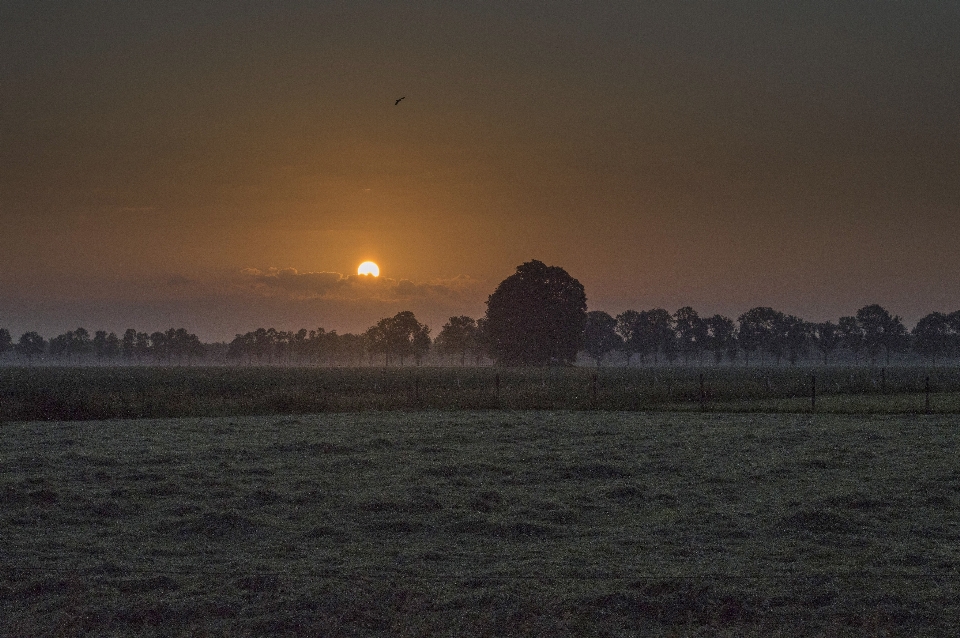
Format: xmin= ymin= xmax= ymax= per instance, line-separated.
xmin=583 ymin=310 xmax=621 ymax=367
xmin=484 ymin=260 xmax=587 ymax=366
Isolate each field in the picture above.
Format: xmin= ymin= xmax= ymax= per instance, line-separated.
xmin=4 ymin=409 xmax=960 ymax=636
xmin=2 ymin=365 xmax=960 ymax=421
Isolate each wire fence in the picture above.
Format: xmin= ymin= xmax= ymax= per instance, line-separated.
xmin=2 ymin=365 xmax=960 ymax=421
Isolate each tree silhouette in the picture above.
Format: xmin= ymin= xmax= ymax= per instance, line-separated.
xmin=308 ymin=328 xmax=327 ymax=364
xmin=436 ymin=316 xmax=478 ymax=366
xmin=93 ymin=330 xmax=109 ymax=361
xmin=150 ymin=331 xmax=168 ymax=362
xmin=674 ymin=306 xmax=707 ymax=365
xmin=72 ymin=328 xmax=91 ymax=362
xmin=337 ymin=332 xmax=365 ymax=366
xmin=484 ymin=260 xmax=586 ymax=366
xmin=646 ymin=309 xmax=675 ymax=365
xmin=838 ymin=316 xmax=864 ymax=363
xmin=949 ymin=311 xmax=960 ymax=360
xmin=855 ymin=304 xmax=907 ymax=365
xmin=474 ymin=317 xmax=491 ymax=365
xmin=135 ymin=332 xmax=151 ymax=361
xmin=781 ymin=315 xmax=809 ymax=365
xmin=912 ymin=312 xmax=951 ymax=364
xmin=412 ymin=324 xmax=431 ymax=366
xmin=737 ymin=307 xmax=779 ymax=366
xmin=17 ymin=332 xmax=45 ymax=362
xmin=48 ymin=328 xmax=92 ymax=362
xmin=0 ymin=328 xmax=11 ymax=360
xmin=365 ymin=311 xmax=429 ymax=366
xmin=704 ymin=314 xmax=736 ymax=365
xmin=583 ymin=310 xmax=620 ymax=367
xmin=292 ymin=329 xmax=308 ymax=364
xmin=614 ymin=310 xmax=643 ymax=365
xmin=617 ymin=309 xmax=673 ymax=365
xmin=810 ymin=321 xmax=842 ymax=365
xmin=390 ymin=311 xmax=427 ymax=366
xmin=121 ymin=329 xmax=137 ymax=361
xmin=104 ymin=332 xmax=120 ymax=360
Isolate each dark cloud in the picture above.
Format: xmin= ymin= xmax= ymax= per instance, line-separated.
xmin=237 ymin=267 xmax=483 ymax=303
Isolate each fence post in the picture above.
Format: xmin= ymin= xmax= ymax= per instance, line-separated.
xmin=495 ymin=372 xmax=500 ymax=406
xmin=925 ymin=376 xmax=931 ymax=413
xmin=591 ymin=373 xmax=598 ymax=408
xmin=811 ymin=374 xmax=816 ymax=414
xmin=881 ymin=367 xmax=886 ymax=393
xmin=415 ymin=376 xmax=420 ymax=407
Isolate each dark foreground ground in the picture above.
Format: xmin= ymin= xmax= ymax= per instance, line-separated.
xmin=3 ymin=411 xmax=959 ymax=636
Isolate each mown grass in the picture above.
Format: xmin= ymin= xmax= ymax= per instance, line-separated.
xmin=3 ymin=411 xmax=960 ymax=635
xmin=1 ymin=365 xmax=959 ymax=421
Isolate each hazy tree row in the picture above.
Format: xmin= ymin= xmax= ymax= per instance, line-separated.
xmin=225 ymin=311 xmax=432 ymax=367
xmin=2 ymin=304 xmax=959 ymax=368
xmin=579 ymin=304 xmax=954 ymax=368
xmin=0 ymin=327 xmax=204 ymax=364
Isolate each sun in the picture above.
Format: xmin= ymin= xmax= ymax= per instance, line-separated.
xmin=358 ymin=261 xmax=380 ymax=277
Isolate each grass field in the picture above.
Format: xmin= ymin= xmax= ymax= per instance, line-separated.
xmin=2 ymin=365 xmax=960 ymax=421
xmin=3 ymin=410 xmax=960 ymax=635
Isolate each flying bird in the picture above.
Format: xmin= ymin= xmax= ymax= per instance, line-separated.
xmin=395 ymin=96 xmax=405 ymax=105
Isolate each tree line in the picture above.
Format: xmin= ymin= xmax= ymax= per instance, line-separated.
xmin=0 ymin=327 xmax=205 ymax=364
xmin=2 ymin=261 xmax=959 ymax=367
xmin=581 ymin=304 xmax=960 ymax=368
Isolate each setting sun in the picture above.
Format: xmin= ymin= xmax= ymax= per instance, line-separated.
xmin=358 ymin=261 xmax=380 ymax=277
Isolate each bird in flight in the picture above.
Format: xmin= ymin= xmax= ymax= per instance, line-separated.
xmin=395 ymin=96 xmax=405 ymax=105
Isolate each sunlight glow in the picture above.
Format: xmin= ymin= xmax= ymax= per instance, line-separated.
xmin=358 ymin=261 xmax=380 ymax=277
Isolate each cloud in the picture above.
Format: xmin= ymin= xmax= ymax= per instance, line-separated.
xmin=237 ymin=267 xmax=484 ymax=303
xmin=240 ymin=267 xmax=345 ymax=295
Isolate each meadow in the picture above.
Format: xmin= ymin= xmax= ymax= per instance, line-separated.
xmin=3 ymin=409 xmax=960 ymax=636
xmin=2 ymin=365 xmax=960 ymax=421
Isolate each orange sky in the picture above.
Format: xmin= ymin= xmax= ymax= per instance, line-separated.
xmin=2 ymin=2 xmax=959 ymax=340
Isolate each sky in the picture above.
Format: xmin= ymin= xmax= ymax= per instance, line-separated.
xmin=2 ymin=1 xmax=959 ymax=341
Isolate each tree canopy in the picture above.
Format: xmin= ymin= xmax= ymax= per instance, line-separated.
xmin=484 ymin=260 xmax=587 ymax=366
